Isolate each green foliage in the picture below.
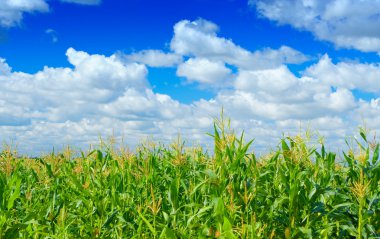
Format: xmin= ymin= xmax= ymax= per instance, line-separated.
xmin=0 ymin=118 xmax=379 ymax=238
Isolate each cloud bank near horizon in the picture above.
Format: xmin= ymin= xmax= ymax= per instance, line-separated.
xmin=1 ymin=18 xmax=380 ymax=154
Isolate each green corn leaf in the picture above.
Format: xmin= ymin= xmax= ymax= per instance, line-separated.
xmin=7 ymin=177 xmax=21 ymax=210
xmin=169 ymin=178 xmax=179 ymax=211
xmin=372 ymin=144 xmax=379 ymax=165
xmin=359 ymin=128 xmax=367 ymax=142
xmin=213 ymin=197 xmax=224 ymax=217
xmin=159 ymin=227 xmax=176 ymax=239
xmin=102 ymin=209 xmax=119 ymax=228
xmin=137 ymin=210 xmax=155 ymax=236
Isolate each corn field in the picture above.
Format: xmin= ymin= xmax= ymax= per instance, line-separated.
xmin=0 ymin=116 xmax=379 ymax=238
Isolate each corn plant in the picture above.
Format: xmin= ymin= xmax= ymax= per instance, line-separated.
xmin=0 ymin=117 xmax=379 ymax=238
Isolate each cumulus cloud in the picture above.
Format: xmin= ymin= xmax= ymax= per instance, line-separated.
xmin=0 ymin=58 xmax=11 ymax=75
xmin=235 ymin=66 xmax=299 ymax=94
xmin=0 ymin=0 xmax=49 ymax=27
xmin=233 ymin=63 xmax=358 ymax=117
xmin=177 ymin=58 xmax=234 ymax=86
xmin=170 ymin=19 xmax=250 ymax=61
xmin=0 ymin=48 xmax=149 ymax=124
xmin=355 ymin=99 xmax=380 ymax=129
xmin=1 ymin=18 xmax=379 ymax=154
xmin=121 ymin=50 xmax=182 ymax=67
xmin=170 ymin=19 xmax=310 ymax=70
xmin=250 ymin=0 xmax=380 ymax=52
xmin=0 ymin=51 xmax=370 ymax=154
xmin=65 ymin=48 xmax=148 ymax=91
xmin=0 ymin=48 xmax=212 ymax=153
xmin=305 ymin=55 xmax=380 ymax=94
xmin=204 ymin=87 xmax=356 ymax=122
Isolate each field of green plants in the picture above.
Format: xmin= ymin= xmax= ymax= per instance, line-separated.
xmin=0 ymin=116 xmax=379 ymax=238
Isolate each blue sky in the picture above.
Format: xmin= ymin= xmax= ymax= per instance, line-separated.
xmin=1 ymin=0 xmax=380 ymax=154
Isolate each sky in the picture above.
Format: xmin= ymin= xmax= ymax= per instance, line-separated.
xmin=1 ymin=0 xmax=380 ymax=154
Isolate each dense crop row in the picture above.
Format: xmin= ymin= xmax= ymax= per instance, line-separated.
xmin=0 ymin=117 xmax=379 ymax=238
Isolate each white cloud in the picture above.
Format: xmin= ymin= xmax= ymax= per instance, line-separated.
xmin=0 ymin=48 xmax=212 ymax=153
xmin=0 ymin=48 xmax=149 ymax=124
xmin=0 ymin=58 xmax=11 ymax=75
xmin=122 ymin=50 xmax=182 ymax=67
xmin=1 ymin=19 xmax=379 ymax=155
xmin=305 ymin=54 xmax=380 ymax=94
xmin=0 ymin=0 xmax=49 ymax=27
xmin=0 ymin=0 xmax=101 ymax=27
xmin=235 ymin=66 xmax=330 ymax=105
xmin=0 ymin=52 xmax=371 ymax=154
xmin=170 ymin=19 xmax=309 ymax=70
xmin=205 ymin=87 xmax=356 ymax=122
xmin=235 ymin=65 xmax=298 ymax=93
xmin=253 ymin=46 xmax=310 ymax=65
xmin=65 ymin=48 xmax=148 ymax=91
xmin=250 ymin=0 xmax=380 ymax=52
xmin=354 ymin=98 xmax=380 ymax=129
xmin=60 ymin=0 xmax=101 ymax=5
xmin=314 ymin=88 xmax=356 ymax=113
xmin=177 ymin=58 xmax=233 ymax=86
xmin=170 ymin=19 xmax=250 ymax=61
